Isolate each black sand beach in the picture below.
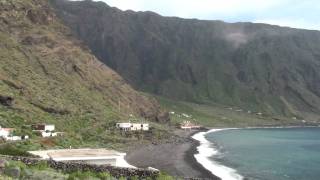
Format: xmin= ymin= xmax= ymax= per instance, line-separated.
xmin=126 ymin=130 xmax=220 ymax=179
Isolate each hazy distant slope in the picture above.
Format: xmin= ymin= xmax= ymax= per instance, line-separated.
xmin=51 ymin=0 xmax=320 ymax=118
xmin=0 ymin=0 xmax=167 ymax=139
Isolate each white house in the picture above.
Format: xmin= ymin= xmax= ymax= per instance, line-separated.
xmin=32 ymin=124 xmax=57 ymax=137
xmin=141 ymin=123 xmax=149 ymax=131
xmin=22 ymin=135 xmax=29 ymax=140
xmin=32 ymin=124 xmax=55 ymax=131
xmin=29 ymin=149 xmax=135 ymax=168
xmin=0 ymin=126 xmax=28 ymax=141
xmin=116 ymin=123 xmax=132 ymax=131
xmin=0 ymin=126 xmax=12 ymax=138
xmin=116 ymin=123 xmax=149 ymax=131
xmin=41 ymin=132 xmax=57 ymax=137
xmin=5 ymin=136 xmax=21 ymax=141
xmin=44 ymin=124 xmax=55 ymax=132
xmin=132 ymin=123 xmax=149 ymax=131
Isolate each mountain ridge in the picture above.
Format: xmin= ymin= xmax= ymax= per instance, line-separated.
xmin=51 ymin=0 xmax=320 ymax=120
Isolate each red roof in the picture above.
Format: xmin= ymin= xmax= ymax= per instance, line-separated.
xmin=1 ymin=128 xmax=15 ymax=132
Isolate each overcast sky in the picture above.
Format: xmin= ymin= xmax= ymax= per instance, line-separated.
xmin=95 ymin=0 xmax=320 ymax=30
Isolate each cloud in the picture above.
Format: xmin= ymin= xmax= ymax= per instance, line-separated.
xmin=225 ymin=32 xmax=249 ymax=48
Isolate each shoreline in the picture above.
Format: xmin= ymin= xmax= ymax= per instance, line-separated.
xmin=192 ymin=125 xmax=320 ymax=180
xmin=125 ymin=125 xmax=320 ymax=179
xmin=184 ymin=130 xmax=219 ymax=179
xmin=192 ymin=129 xmax=244 ymax=180
xmin=125 ymin=129 xmax=220 ymax=179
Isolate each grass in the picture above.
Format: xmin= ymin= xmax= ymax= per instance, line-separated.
xmin=1 ymin=160 xmax=68 ymax=179
xmin=156 ymin=95 xmax=299 ymax=128
xmin=0 ymin=143 xmax=34 ymax=157
xmin=0 ymin=0 xmax=176 ymax=153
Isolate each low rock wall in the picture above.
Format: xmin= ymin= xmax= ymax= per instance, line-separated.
xmin=1 ymin=155 xmax=159 ymax=178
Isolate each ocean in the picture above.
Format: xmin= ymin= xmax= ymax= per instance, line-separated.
xmin=193 ymin=127 xmax=320 ymax=180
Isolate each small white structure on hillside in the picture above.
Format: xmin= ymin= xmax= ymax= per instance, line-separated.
xmin=116 ymin=123 xmax=149 ymax=131
xmin=0 ymin=126 xmax=12 ymax=139
xmin=180 ymin=121 xmax=201 ymax=130
xmin=29 ymin=149 xmax=135 ymax=168
xmin=32 ymin=124 xmax=57 ymax=137
xmin=116 ymin=123 xmax=131 ymax=131
xmin=0 ymin=126 xmax=28 ymax=141
xmin=5 ymin=136 xmax=22 ymax=141
xmin=41 ymin=131 xmax=57 ymax=137
xmin=32 ymin=124 xmax=55 ymax=131
xmin=182 ymin=113 xmax=191 ymax=118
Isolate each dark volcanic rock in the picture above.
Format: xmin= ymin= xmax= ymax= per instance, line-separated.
xmin=0 ymin=95 xmax=13 ymax=106
xmin=26 ymin=6 xmax=54 ymax=25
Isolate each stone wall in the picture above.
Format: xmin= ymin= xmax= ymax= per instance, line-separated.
xmin=1 ymin=155 xmax=159 ymax=178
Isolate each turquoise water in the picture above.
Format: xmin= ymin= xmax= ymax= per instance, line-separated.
xmin=206 ymin=128 xmax=320 ymax=180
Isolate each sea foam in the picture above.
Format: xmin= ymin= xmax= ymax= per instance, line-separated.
xmin=192 ymin=129 xmax=244 ymax=180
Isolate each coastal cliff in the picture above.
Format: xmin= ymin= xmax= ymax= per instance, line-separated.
xmin=51 ymin=0 xmax=320 ymax=120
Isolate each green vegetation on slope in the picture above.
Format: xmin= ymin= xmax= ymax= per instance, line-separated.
xmin=0 ymin=0 xmax=170 ymax=150
xmin=156 ymin=96 xmax=304 ymax=127
xmin=52 ymin=0 xmax=320 ymax=121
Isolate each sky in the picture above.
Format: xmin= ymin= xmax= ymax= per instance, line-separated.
xmin=95 ymin=0 xmax=320 ymax=30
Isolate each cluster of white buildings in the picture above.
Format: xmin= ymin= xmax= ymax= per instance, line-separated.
xmin=32 ymin=124 xmax=58 ymax=137
xmin=116 ymin=122 xmax=149 ymax=131
xmin=0 ymin=123 xmax=61 ymax=141
xmin=169 ymin=111 xmax=201 ymax=130
xmin=0 ymin=126 xmax=29 ymax=141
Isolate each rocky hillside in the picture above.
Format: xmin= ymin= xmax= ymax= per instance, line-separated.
xmin=0 ymin=0 xmax=168 ymax=143
xmin=51 ymin=0 xmax=320 ymax=119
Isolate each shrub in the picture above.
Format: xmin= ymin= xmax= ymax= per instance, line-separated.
xmin=67 ymin=170 xmax=115 ymax=180
xmin=156 ymin=172 xmax=179 ymax=180
xmin=0 ymin=144 xmax=31 ymax=156
xmin=30 ymin=161 xmax=48 ymax=171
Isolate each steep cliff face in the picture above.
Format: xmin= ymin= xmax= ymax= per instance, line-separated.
xmin=51 ymin=0 xmax=320 ymax=118
xmin=0 ymin=0 xmax=167 ymax=135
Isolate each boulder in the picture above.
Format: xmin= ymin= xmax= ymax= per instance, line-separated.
xmin=0 ymin=95 xmax=13 ymax=106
